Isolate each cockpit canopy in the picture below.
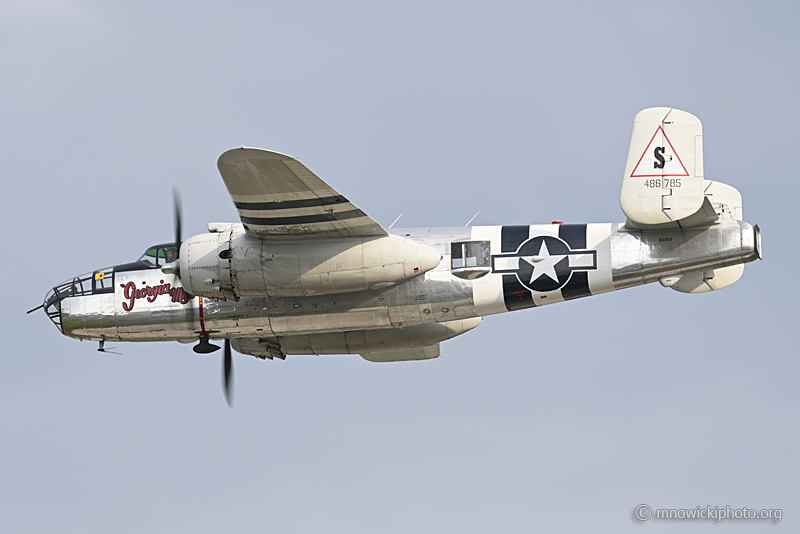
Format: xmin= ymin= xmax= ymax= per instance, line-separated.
xmin=137 ymin=243 xmax=179 ymax=268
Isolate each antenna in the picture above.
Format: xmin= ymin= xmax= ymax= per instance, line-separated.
xmin=97 ymin=339 xmax=121 ymax=355
xmin=388 ymin=213 xmax=403 ymax=229
xmin=464 ymin=211 xmax=480 ymax=227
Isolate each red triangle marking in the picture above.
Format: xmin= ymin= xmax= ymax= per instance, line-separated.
xmin=630 ymin=125 xmax=690 ymax=178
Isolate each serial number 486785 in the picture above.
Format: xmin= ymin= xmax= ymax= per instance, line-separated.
xmin=643 ymin=178 xmax=682 ymax=188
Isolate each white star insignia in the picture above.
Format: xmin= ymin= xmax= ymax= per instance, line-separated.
xmin=520 ymin=240 xmax=565 ymax=285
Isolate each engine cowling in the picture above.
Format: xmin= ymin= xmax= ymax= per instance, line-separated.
xmin=179 ymin=224 xmax=441 ymax=299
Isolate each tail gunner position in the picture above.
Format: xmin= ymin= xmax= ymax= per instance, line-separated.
xmin=31 ymin=108 xmax=762 ymax=405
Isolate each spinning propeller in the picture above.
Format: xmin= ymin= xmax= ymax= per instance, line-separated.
xmin=173 ymin=184 xmax=182 ymax=265
xmin=223 ymin=339 xmax=233 ymax=408
xmin=170 ymin=185 xmax=234 ymax=408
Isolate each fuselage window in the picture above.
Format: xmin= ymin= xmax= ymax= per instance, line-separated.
xmin=93 ymin=268 xmax=115 ymax=294
xmin=451 ymin=241 xmax=490 ymax=269
xmin=452 ymin=243 xmax=464 ymax=268
xmin=451 ymin=241 xmax=491 ymax=280
xmin=71 ymin=275 xmax=93 ymax=296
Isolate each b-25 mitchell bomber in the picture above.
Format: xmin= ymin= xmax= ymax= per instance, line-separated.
xmin=32 ymin=108 xmax=762 ymax=405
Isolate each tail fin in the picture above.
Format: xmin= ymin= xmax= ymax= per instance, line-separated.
xmin=622 ymin=108 xmax=759 ymax=292
xmin=621 ymin=108 xmax=708 ymax=226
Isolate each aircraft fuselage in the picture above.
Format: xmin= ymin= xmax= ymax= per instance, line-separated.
xmin=46 ymin=220 xmax=760 ymax=357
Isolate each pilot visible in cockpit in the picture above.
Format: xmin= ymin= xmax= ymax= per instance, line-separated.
xmin=163 ymin=247 xmax=177 ymax=264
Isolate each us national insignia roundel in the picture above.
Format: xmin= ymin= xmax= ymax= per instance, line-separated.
xmin=492 ymin=225 xmax=597 ymax=311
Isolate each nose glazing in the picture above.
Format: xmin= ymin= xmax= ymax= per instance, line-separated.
xmin=43 ymin=286 xmax=65 ymax=333
xmin=43 ymin=273 xmax=96 ymax=334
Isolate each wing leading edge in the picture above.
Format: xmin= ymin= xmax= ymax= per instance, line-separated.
xmin=217 ymin=148 xmax=387 ymax=240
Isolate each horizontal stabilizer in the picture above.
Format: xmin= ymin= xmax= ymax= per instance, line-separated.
xmin=360 ymin=343 xmax=440 ymax=362
xmin=704 ymin=180 xmax=743 ymax=221
xmin=621 ymin=108 xmax=705 ymax=226
xmin=626 ymin=180 xmax=744 ymax=231
xmin=626 ymin=196 xmax=716 ymax=230
xmin=669 ymin=264 xmax=744 ymax=293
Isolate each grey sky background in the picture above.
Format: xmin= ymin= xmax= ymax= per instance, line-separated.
xmin=2 ymin=1 xmax=798 ymax=532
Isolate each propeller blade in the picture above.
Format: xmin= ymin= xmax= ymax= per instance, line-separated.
xmin=222 ymin=339 xmax=233 ymax=408
xmin=173 ymin=184 xmax=183 ymax=259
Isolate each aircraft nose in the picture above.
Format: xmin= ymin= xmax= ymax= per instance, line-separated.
xmin=40 ymin=272 xmax=95 ymax=335
xmin=41 ymin=285 xmax=67 ymax=334
xmin=38 ymin=269 xmax=120 ymax=340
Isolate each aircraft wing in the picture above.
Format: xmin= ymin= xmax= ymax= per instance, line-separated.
xmin=217 ymin=148 xmax=387 ymax=240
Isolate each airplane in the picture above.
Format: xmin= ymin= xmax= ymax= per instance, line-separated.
xmin=30 ymin=108 xmax=762 ymax=406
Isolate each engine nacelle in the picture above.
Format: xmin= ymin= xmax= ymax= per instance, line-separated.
xmin=179 ymin=224 xmax=441 ymax=299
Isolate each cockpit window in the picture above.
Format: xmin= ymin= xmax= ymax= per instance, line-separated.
xmin=158 ymin=246 xmax=178 ymax=265
xmin=137 ymin=244 xmax=179 ymax=268
xmin=138 ymin=247 xmax=159 ymax=267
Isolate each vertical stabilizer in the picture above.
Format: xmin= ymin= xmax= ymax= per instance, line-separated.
xmin=621 ymin=108 xmax=705 ymax=225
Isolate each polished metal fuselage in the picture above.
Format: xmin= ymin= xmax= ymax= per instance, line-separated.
xmin=51 ymin=220 xmax=760 ymax=352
